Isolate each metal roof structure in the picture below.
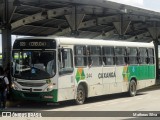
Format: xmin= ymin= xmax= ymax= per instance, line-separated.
xmin=1 ymin=0 xmax=160 ymax=42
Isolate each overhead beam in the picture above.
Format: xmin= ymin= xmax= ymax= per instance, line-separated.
xmin=65 ymin=5 xmax=85 ymax=35
xmin=79 ymin=14 xmax=147 ymax=30
xmin=98 ymin=14 xmax=146 ymax=23
xmin=54 ymin=16 xmax=114 ymax=35
xmin=113 ymin=14 xmax=131 ymax=38
xmin=11 ymin=7 xmax=72 ymax=29
xmin=54 ymin=27 xmax=103 ymax=38
xmin=11 ymin=3 xmax=156 ymax=30
xmin=9 ymin=6 xmax=17 ymax=23
xmin=79 ymin=15 xmax=119 ymax=29
xmin=79 ymin=19 xmax=97 ymax=29
xmin=94 ymin=30 xmax=115 ymax=39
xmin=12 ymin=6 xmax=107 ymax=29
xmin=50 ymin=0 xmax=160 ymax=17
xmin=132 ymin=37 xmax=152 ymax=42
xmin=53 ymin=14 xmax=145 ymax=36
xmin=54 ymin=28 xmax=71 ymax=36
xmin=23 ymin=25 xmax=57 ymax=34
xmin=113 ymin=21 xmax=131 ymax=35
xmin=78 ymin=31 xmax=100 ymax=38
xmin=123 ymin=15 xmax=145 ymax=21
xmin=127 ymin=32 xmax=150 ymax=41
xmin=11 ymin=12 xmax=47 ymax=29
xmin=148 ymin=27 xmax=160 ymax=40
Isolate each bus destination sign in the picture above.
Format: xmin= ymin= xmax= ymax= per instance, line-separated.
xmin=13 ymin=39 xmax=56 ymax=49
xmin=20 ymin=42 xmax=47 ymax=47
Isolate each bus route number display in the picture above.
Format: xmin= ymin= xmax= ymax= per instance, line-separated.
xmin=20 ymin=42 xmax=47 ymax=47
xmin=13 ymin=39 xmax=56 ymax=49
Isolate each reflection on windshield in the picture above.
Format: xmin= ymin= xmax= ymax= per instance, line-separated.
xmin=12 ymin=51 xmax=56 ymax=80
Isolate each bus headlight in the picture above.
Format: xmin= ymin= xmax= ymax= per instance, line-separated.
xmin=44 ymin=84 xmax=54 ymax=92
xmin=48 ymin=84 xmax=54 ymax=89
xmin=11 ymin=83 xmax=19 ymax=90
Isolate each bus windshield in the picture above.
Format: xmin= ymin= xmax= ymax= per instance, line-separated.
xmin=12 ymin=50 xmax=56 ymax=80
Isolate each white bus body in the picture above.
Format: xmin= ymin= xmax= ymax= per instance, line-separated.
xmin=11 ymin=37 xmax=156 ymax=104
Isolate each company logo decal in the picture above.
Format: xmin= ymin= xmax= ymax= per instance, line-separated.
xmin=98 ymin=72 xmax=116 ymax=79
xmin=122 ymin=66 xmax=130 ymax=82
xmin=76 ymin=68 xmax=85 ymax=83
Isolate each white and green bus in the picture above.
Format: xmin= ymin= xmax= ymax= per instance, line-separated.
xmin=11 ymin=37 xmax=155 ymax=104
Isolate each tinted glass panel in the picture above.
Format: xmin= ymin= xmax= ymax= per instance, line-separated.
xmin=74 ymin=45 xmax=87 ymax=67
xmin=128 ymin=48 xmax=138 ymax=64
xmin=115 ymin=47 xmax=126 ymax=65
xmin=87 ymin=46 xmax=102 ymax=66
xmin=103 ymin=47 xmax=115 ymax=66
xmin=103 ymin=47 xmax=114 ymax=56
xmin=139 ymin=48 xmax=147 ymax=64
xmin=115 ymin=47 xmax=126 ymax=55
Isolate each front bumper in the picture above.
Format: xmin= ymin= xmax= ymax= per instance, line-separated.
xmin=11 ymin=89 xmax=58 ymax=102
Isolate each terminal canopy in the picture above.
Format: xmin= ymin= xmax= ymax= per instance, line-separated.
xmin=1 ymin=0 xmax=160 ymax=42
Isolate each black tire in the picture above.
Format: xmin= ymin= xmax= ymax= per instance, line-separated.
xmin=75 ymin=85 xmax=86 ymax=105
xmin=129 ymin=80 xmax=137 ymax=97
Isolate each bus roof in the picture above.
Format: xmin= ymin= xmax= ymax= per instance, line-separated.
xmin=15 ymin=36 xmax=154 ymax=48
xmin=57 ymin=37 xmax=154 ymax=48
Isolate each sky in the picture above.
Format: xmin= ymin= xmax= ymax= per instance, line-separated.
xmin=1 ymin=0 xmax=160 ymax=53
xmin=109 ymin=0 xmax=160 ymax=12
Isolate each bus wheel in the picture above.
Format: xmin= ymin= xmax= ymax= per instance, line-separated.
xmin=75 ymin=85 xmax=86 ymax=105
xmin=129 ymin=80 xmax=137 ymax=97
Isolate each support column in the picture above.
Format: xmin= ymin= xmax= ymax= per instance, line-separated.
xmin=148 ymin=26 xmax=160 ymax=80
xmin=2 ymin=27 xmax=11 ymax=69
xmin=65 ymin=5 xmax=85 ymax=36
xmin=1 ymin=0 xmax=12 ymax=69
xmin=154 ymin=39 xmax=159 ymax=80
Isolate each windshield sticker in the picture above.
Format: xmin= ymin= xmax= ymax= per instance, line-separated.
xmin=76 ymin=68 xmax=85 ymax=83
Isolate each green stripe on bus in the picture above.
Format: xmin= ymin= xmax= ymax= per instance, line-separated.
xmin=53 ymin=89 xmax=58 ymax=102
xmin=123 ymin=65 xmax=155 ymax=81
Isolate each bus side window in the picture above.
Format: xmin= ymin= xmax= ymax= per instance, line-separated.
xmin=74 ymin=45 xmax=87 ymax=67
xmin=87 ymin=46 xmax=102 ymax=67
xmin=128 ymin=47 xmax=138 ymax=65
xmin=115 ymin=47 xmax=126 ymax=65
xmin=148 ymin=48 xmax=154 ymax=64
xmin=102 ymin=46 xmax=115 ymax=66
xmin=139 ymin=48 xmax=148 ymax=64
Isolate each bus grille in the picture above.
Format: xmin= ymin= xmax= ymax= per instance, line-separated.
xmin=18 ymin=82 xmax=45 ymax=87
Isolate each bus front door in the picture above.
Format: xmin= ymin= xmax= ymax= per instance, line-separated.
xmin=57 ymin=47 xmax=75 ymax=101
